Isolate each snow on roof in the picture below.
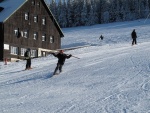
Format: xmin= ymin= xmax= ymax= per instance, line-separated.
xmin=0 ymin=0 xmax=27 ymax=22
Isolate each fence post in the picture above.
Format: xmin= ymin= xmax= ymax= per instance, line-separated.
xmin=4 ymin=58 xmax=7 ymax=65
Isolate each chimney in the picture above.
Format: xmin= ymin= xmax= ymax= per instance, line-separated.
xmin=0 ymin=7 xmax=4 ymax=12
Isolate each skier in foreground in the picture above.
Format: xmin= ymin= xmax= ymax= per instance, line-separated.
xmin=51 ymin=50 xmax=72 ymax=75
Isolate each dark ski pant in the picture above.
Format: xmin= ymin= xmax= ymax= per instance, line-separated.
xmin=26 ymin=59 xmax=31 ymax=69
xmin=53 ymin=63 xmax=63 ymax=75
xmin=132 ymin=38 xmax=137 ymax=45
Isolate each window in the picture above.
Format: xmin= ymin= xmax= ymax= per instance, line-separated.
xmin=4 ymin=44 xmax=9 ymax=50
xmin=14 ymin=28 xmax=21 ymax=38
xmin=21 ymin=31 xmax=24 ymax=37
xmin=14 ymin=28 xmax=19 ymax=37
xmin=42 ymin=34 xmax=46 ymax=41
xmin=21 ymin=48 xmax=27 ymax=56
xmin=31 ymin=50 xmax=37 ymax=57
xmin=37 ymin=2 xmax=40 ymax=7
xmin=32 ymin=0 xmax=35 ymax=5
xmin=10 ymin=46 xmax=18 ymax=55
xmin=34 ymin=16 xmax=38 ymax=23
xmin=33 ymin=32 xmax=38 ymax=40
xmin=24 ymin=30 xmax=28 ymax=38
xmin=42 ymin=18 xmax=46 ymax=25
xmin=25 ymin=12 xmax=29 ymax=20
xmin=50 ymin=36 xmax=54 ymax=43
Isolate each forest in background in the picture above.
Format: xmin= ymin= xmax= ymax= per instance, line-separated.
xmin=47 ymin=0 xmax=150 ymax=28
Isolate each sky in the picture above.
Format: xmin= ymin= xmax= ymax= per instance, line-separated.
xmin=0 ymin=19 xmax=150 ymax=113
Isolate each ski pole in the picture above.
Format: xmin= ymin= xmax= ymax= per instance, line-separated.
xmin=72 ymin=55 xmax=80 ymax=59
xmin=66 ymin=54 xmax=80 ymax=59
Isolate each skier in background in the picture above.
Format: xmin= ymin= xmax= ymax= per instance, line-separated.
xmin=131 ymin=29 xmax=137 ymax=45
xmin=24 ymin=48 xmax=32 ymax=70
xmin=99 ymin=35 xmax=104 ymax=40
xmin=51 ymin=50 xmax=72 ymax=75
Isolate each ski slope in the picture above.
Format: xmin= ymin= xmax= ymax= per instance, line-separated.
xmin=0 ymin=20 xmax=150 ymax=113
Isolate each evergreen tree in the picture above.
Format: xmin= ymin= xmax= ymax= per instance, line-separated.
xmin=57 ymin=0 xmax=63 ymax=25
xmin=66 ymin=0 xmax=73 ymax=27
xmin=86 ymin=0 xmax=98 ymax=25
xmin=50 ymin=0 xmax=57 ymax=19
xmin=140 ymin=0 xmax=150 ymax=18
xmin=97 ymin=0 xmax=109 ymax=23
xmin=109 ymin=0 xmax=117 ymax=22
xmin=57 ymin=0 xmax=67 ymax=27
xmin=61 ymin=1 xmax=68 ymax=27
xmin=81 ymin=0 xmax=88 ymax=25
xmin=71 ymin=0 xmax=81 ymax=26
xmin=92 ymin=0 xmax=99 ymax=24
xmin=123 ymin=0 xmax=132 ymax=20
xmin=48 ymin=0 xmax=150 ymax=28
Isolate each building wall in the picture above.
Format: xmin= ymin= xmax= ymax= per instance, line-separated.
xmin=0 ymin=23 xmax=4 ymax=60
xmin=3 ymin=0 xmax=61 ymax=60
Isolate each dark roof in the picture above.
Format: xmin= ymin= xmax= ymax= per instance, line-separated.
xmin=0 ymin=0 xmax=27 ymax=22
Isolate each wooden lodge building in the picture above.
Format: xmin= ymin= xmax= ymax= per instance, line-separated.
xmin=0 ymin=0 xmax=64 ymax=61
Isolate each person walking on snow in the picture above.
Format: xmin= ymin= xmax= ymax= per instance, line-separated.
xmin=131 ymin=29 xmax=137 ymax=45
xmin=24 ymin=48 xmax=32 ymax=70
xmin=51 ymin=50 xmax=72 ymax=75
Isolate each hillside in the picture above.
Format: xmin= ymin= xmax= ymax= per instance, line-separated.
xmin=0 ymin=20 xmax=150 ymax=113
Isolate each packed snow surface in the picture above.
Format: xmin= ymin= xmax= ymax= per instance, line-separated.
xmin=0 ymin=20 xmax=150 ymax=113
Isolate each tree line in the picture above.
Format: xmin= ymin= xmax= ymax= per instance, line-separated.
xmin=49 ymin=0 xmax=150 ymax=28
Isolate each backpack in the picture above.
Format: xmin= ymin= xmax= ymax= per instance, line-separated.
xmin=24 ymin=51 xmax=28 ymax=57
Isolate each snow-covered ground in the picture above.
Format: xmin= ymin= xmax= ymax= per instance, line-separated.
xmin=1 ymin=20 xmax=150 ymax=113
